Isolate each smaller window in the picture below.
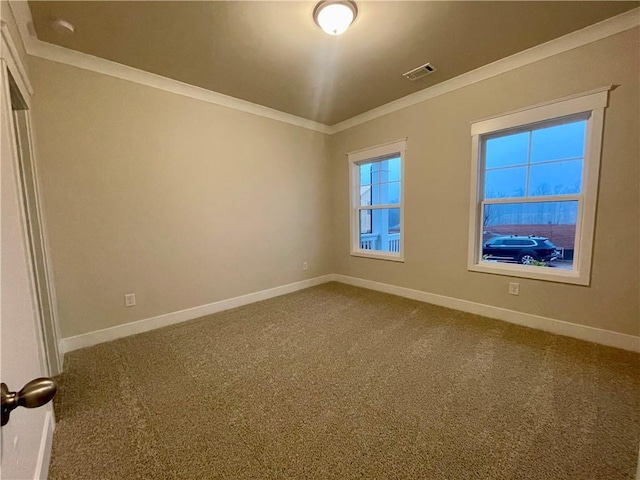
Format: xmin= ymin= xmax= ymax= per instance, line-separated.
xmin=348 ymin=139 xmax=406 ymax=261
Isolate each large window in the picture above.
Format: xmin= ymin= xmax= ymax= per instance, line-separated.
xmin=468 ymin=89 xmax=609 ymax=285
xmin=349 ymin=139 xmax=406 ymax=261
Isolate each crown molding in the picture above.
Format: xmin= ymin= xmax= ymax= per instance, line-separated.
xmin=7 ymin=1 xmax=332 ymax=134
xmin=9 ymin=2 xmax=639 ymax=136
xmin=32 ymin=41 xmax=333 ymax=134
xmin=327 ymin=7 xmax=640 ymax=134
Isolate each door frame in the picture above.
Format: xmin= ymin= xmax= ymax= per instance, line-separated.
xmin=1 ymin=21 xmax=63 ymax=375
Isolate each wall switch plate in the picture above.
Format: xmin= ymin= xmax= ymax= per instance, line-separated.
xmin=302 ymin=262 xmax=308 ymax=271
xmin=124 ymin=293 xmax=136 ymax=307
xmin=508 ymin=282 xmax=520 ymax=296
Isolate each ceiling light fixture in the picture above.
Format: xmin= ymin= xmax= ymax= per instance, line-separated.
xmin=313 ymin=1 xmax=357 ymax=36
xmin=52 ymin=19 xmax=75 ymax=35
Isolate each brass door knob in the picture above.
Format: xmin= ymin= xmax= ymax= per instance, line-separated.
xmin=1 ymin=378 xmax=57 ymax=426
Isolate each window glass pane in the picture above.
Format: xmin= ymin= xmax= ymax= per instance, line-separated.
xmin=371 ymin=162 xmax=382 ymax=184
xmin=370 ymin=184 xmax=380 ymax=205
xmin=387 ymin=157 xmax=401 ymax=182
xmin=387 ymin=181 xmax=401 ymax=204
xmin=359 ymin=163 xmax=372 ymax=186
xmin=371 ymin=157 xmax=402 ymax=183
xmin=504 ymin=239 xmax=523 ymax=245
xmin=529 ymin=160 xmax=583 ymax=196
xmin=359 ymin=209 xmax=372 ymax=235
xmin=359 ymin=208 xmax=401 ymax=254
xmin=531 ymin=120 xmax=586 ymax=162
xmin=482 ymin=201 xmax=578 ymax=269
xmin=503 ymin=239 xmax=536 ymax=246
xmin=388 ymin=208 xmax=401 ymax=233
xmin=485 ymin=132 xmax=529 ymax=169
xmin=370 ymin=182 xmax=400 ymax=206
xmin=484 ymin=167 xmax=526 ymax=198
xmin=359 ymin=185 xmax=372 ymax=206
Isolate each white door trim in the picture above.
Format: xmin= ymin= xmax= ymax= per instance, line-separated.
xmin=0 ymin=22 xmax=32 ymax=102
xmin=13 ymin=109 xmax=64 ymax=374
xmin=0 ymin=21 xmax=56 ymax=480
xmin=0 ymin=20 xmax=63 ymax=375
xmin=33 ymin=411 xmax=55 ymax=480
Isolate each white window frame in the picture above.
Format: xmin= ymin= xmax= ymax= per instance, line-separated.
xmin=468 ymin=87 xmax=610 ymax=285
xmin=348 ymin=138 xmax=406 ymax=262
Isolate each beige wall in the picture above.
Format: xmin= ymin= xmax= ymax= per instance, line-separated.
xmin=330 ymin=28 xmax=640 ymax=337
xmin=29 ymin=27 xmax=639 ymax=341
xmin=30 ymin=57 xmax=333 ymax=338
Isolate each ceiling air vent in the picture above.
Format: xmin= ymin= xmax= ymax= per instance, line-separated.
xmin=402 ymin=62 xmax=437 ymax=81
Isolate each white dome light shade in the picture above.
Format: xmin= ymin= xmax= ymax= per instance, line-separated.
xmin=314 ymin=1 xmax=357 ymax=36
xmin=52 ymin=18 xmax=75 ymax=35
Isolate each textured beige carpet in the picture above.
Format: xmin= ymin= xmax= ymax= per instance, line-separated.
xmin=50 ymin=283 xmax=639 ymax=479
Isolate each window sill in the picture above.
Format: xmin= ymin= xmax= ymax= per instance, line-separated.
xmin=351 ymin=250 xmax=404 ymax=262
xmin=468 ymin=261 xmax=588 ymax=285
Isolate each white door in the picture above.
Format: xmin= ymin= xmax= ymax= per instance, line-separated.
xmin=0 ymin=58 xmax=55 ymax=478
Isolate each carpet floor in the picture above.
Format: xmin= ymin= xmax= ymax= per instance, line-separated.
xmin=50 ymin=283 xmax=639 ymax=479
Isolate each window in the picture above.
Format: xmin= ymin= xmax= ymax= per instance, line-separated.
xmin=349 ymin=139 xmax=406 ymax=261
xmin=468 ymin=88 xmax=609 ymax=285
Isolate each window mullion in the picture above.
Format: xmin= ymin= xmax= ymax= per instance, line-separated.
xmin=484 ymin=194 xmax=582 ymax=205
xmin=485 ymin=155 xmax=584 ymax=172
xmin=356 ymin=204 xmax=400 ymax=211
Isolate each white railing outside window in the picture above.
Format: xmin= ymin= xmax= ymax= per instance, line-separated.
xmin=348 ymin=139 xmax=406 ymax=262
xmin=388 ymin=234 xmax=400 ymax=253
xmin=360 ymin=234 xmax=377 ymax=250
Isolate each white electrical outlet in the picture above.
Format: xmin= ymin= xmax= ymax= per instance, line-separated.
xmin=124 ymin=293 xmax=136 ymax=307
xmin=508 ymin=282 xmax=520 ymax=296
xmin=302 ymin=262 xmax=308 ymax=271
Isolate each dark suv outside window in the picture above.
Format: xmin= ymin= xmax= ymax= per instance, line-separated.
xmin=483 ymin=236 xmax=560 ymax=265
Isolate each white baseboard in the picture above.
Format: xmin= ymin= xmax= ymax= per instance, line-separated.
xmin=61 ymin=275 xmax=333 ymax=352
xmin=33 ymin=410 xmax=54 ymax=480
xmin=61 ymin=273 xmax=639 ymax=354
xmin=332 ymin=274 xmax=640 ymax=353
